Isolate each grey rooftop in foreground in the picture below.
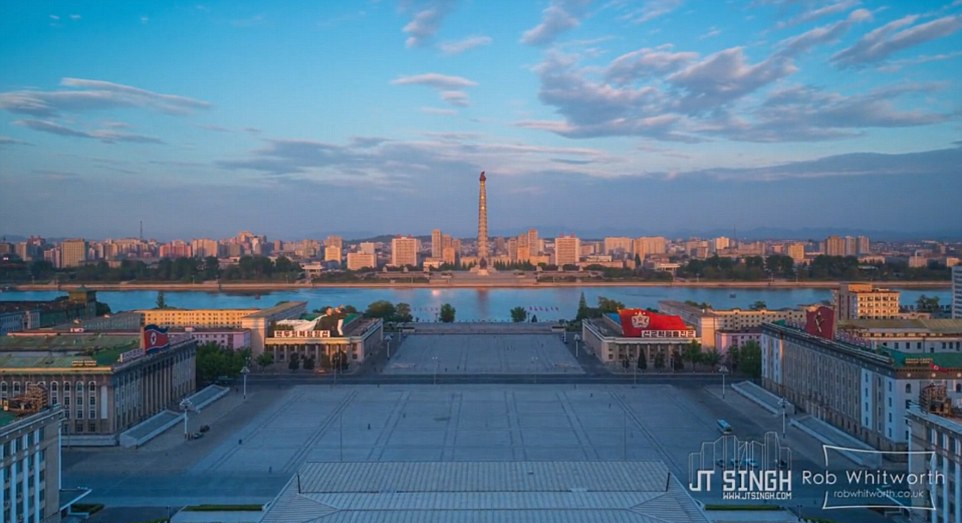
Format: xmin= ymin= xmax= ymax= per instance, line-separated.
xmin=262 ymin=461 xmax=709 ymax=523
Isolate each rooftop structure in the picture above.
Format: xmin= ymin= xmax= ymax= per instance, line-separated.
xmin=262 ymin=461 xmax=709 ymax=523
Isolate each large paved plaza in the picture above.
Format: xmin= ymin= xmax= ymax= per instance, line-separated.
xmin=383 ymin=333 xmax=583 ymax=374
xmin=65 ymin=383 xmax=723 ymax=506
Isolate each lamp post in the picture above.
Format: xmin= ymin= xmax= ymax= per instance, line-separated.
xmin=433 ymin=356 xmax=439 ymax=386
xmin=531 ymin=356 xmax=539 ymax=384
xmin=574 ymin=334 xmax=581 ymax=358
xmin=385 ymin=335 xmax=393 ymax=359
xmin=241 ymin=364 xmax=250 ymax=400
xmin=780 ymin=398 xmax=787 ymax=439
xmin=718 ymin=365 xmax=729 ymax=399
xmin=179 ymin=398 xmax=193 ymax=439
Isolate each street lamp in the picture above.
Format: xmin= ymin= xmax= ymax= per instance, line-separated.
xmin=179 ymin=398 xmax=194 ymax=439
xmin=718 ymin=365 xmax=729 ymax=399
xmin=385 ymin=335 xmax=393 ymax=359
xmin=574 ymin=334 xmax=581 ymax=358
xmin=241 ymin=363 xmax=250 ymax=400
xmin=780 ymin=398 xmax=787 ymax=439
xmin=432 ymin=356 xmax=439 ymax=385
xmin=531 ymin=356 xmax=539 ymax=384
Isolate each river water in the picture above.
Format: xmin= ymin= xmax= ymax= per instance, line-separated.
xmin=0 ymin=287 xmax=949 ymax=322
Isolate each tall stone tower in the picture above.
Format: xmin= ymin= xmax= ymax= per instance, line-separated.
xmin=477 ymin=171 xmax=489 ymax=269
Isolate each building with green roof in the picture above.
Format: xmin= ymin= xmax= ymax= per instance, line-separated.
xmin=0 ymin=332 xmax=196 ymax=446
xmin=761 ymin=321 xmax=962 ymax=453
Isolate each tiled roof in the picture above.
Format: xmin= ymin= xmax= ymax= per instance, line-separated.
xmin=261 ymin=461 xmax=709 ymax=523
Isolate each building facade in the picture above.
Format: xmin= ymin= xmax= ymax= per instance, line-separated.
xmin=0 ymin=334 xmax=197 ymax=446
xmin=391 ymin=236 xmax=418 ymax=268
xmin=264 ymin=317 xmax=383 ymax=367
xmin=907 ymin=403 xmax=962 ymax=523
xmin=554 ymin=235 xmax=580 ymax=266
xmin=346 ymin=252 xmax=376 ymax=271
xmin=659 ymin=300 xmax=807 ymax=349
xmin=581 ymin=314 xmax=697 ymax=368
xmin=834 ymin=283 xmax=901 ymax=320
xmin=0 ymin=407 xmax=71 ymax=523
xmin=761 ymin=322 xmax=962 ymax=452
xmin=953 ymin=265 xmax=962 ymax=319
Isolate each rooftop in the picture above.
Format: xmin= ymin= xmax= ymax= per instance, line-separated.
xmin=262 ymin=461 xmax=708 ymax=523
xmin=0 ymin=334 xmax=140 ymax=368
xmin=840 ymin=318 xmax=962 ymax=334
xmin=765 ymin=322 xmax=962 ymax=370
xmin=245 ymin=301 xmax=306 ymax=318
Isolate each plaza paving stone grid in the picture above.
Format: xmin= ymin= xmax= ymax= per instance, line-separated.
xmin=383 ymin=333 xmax=583 ymax=374
xmin=190 ymin=384 xmax=720 ymax=477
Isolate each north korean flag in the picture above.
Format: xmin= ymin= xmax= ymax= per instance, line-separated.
xmin=143 ymin=324 xmax=170 ymax=354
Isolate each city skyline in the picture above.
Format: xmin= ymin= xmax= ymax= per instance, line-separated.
xmin=2 ymin=1 xmax=961 ymax=239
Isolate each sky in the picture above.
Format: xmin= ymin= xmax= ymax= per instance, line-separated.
xmin=1 ymin=0 xmax=961 ymax=241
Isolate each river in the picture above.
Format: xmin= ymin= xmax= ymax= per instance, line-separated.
xmin=0 ymin=287 xmax=950 ymax=322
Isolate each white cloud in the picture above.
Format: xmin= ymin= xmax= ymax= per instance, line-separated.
xmin=605 ymin=45 xmax=698 ymax=85
xmin=391 ymin=73 xmax=477 ymax=107
xmin=667 ymin=47 xmax=797 ymax=112
xmin=776 ymin=8 xmax=871 ymax=56
xmin=390 ymin=73 xmax=477 ymax=89
xmin=775 ymin=0 xmax=859 ymax=29
xmin=13 ymin=119 xmax=165 ymax=144
xmin=521 ymin=0 xmax=592 ymax=46
xmin=440 ymin=91 xmax=470 ymax=107
xmin=620 ymin=0 xmax=683 ymax=24
xmin=0 ymin=78 xmax=210 ymax=117
xmin=403 ymin=0 xmax=455 ymax=48
xmin=439 ymin=35 xmax=492 ymax=55
xmin=832 ymin=14 xmax=962 ymax=67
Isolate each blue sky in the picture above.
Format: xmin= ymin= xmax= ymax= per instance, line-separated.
xmin=1 ymin=0 xmax=960 ymax=240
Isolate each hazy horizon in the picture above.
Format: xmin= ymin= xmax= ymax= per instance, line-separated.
xmin=2 ymin=1 xmax=961 ymax=239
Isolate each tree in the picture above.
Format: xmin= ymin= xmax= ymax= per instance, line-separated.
xmin=510 ymin=306 xmax=528 ymax=323
xmin=683 ymin=341 xmax=702 ymax=372
xmin=576 ymin=292 xmax=590 ymax=321
xmin=256 ymin=352 xmax=274 ymax=369
xmin=530 ymin=314 xmax=538 ymax=323
xmin=702 ymin=349 xmax=722 ymax=370
xmin=364 ymin=300 xmax=397 ymax=320
xmin=654 ymin=352 xmax=665 ymax=369
xmin=597 ymin=296 xmax=625 ymax=314
xmin=288 ymin=352 xmax=301 ymax=371
xmin=739 ymin=340 xmax=762 ymax=379
xmin=395 ymin=302 xmax=413 ymax=323
xmin=155 ymin=291 xmax=167 ymax=310
xmin=637 ymin=353 xmax=647 ymax=370
xmin=195 ymin=343 xmax=249 ymax=384
xmin=749 ymin=300 xmax=767 ymax=311
xmin=916 ymin=294 xmax=940 ymax=313
xmin=439 ymin=303 xmax=456 ymax=323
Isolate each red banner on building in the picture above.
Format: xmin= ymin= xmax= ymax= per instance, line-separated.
xmin=804 ymin=306 xmax=835 ymax=340
xmin=618 ymin=309 xmax=688 ymax=337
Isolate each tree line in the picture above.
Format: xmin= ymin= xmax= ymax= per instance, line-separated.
xmin=676 ymin=254 xmax=949 ymax=281
xmin=0 ymin=255 xmax=304 ymax=283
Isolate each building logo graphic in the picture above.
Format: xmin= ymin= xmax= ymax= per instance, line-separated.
xmin=631 ymin=312 xmax=651 ymax=329
xmin=688 ymin=432 xmax=793 ymax=501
